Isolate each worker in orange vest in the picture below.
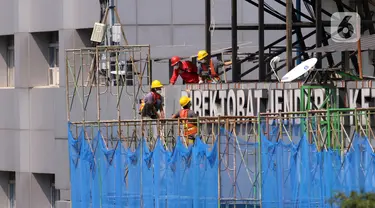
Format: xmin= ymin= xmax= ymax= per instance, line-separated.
xmin=197 ymin=50 xmax=232 ymax=84
xmin=139 ymin=80 xmax=165 ymax=119
xmin=172 ymin=96 xmax=198 ymax=145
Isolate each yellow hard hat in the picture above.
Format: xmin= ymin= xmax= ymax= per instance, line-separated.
xmin=197 ymin=50 xmax=208 ymax=61
xmin=151 ymin=80 xmax=163 ymax=89
xmin=179 ymin=96 xmax=191 ymax=107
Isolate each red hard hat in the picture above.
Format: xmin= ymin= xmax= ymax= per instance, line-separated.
xmin=171 ymin=56 xmax=181 ymax=66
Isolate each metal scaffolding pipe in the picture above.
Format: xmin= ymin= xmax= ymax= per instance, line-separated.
xmin=231 ymin=0 xmax=240 ymax=82
xmin=259 ymin=0 xmax=266 ymax=80
xmin=205 ymin=0 xmax=211 ymax=59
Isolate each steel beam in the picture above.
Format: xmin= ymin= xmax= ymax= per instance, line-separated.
xmin=286 ymin=0 xmax=293 ymax=71
xmin=244 ymin=0 xmax=286 ymax=22
xmin=296 ymin=0 xmax=302 ymax=64
xmin=259 ymin=0 xmax=266 ymax=80
xmin=233 ymin=32 xmax=295 ymax=67
xmin=274 ymin=0 xmax=314 ymax=22
xmin=211 ymin=22 xmax=331 ymax=31
xmin=314 ymin=0 xmax=322 ymax=69
xmin=205 ymin=0 xmax=211 ymax=59
xmin=292 ymin=6 xmax=309 ymax=62
xmin=240 ymin=30 xmax=316 ymax=78
xmin=231 ymin=0 xmax=240 ymax=82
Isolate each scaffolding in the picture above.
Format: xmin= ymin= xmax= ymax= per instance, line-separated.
xmin=65 ymin=45 xmax=151 ymax=123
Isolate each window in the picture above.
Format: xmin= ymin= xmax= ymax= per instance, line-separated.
xmin=50 ymin=181 xmax=60 ymax=208
xmin=6 ymin=36 xmax=14 ymax=87
xmin=8 ymin=172 xmax=15 ymax=208
xmin=7 ymin=46 xmax=14 ymax=87
xmin=48 ymin=32 xmax=59 ymax=86
xmin=48 ymin=43 xmax=59 ymax=86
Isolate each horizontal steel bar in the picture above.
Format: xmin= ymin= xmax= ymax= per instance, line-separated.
xmin=211 ymin=22 xmax=330 ymax=30
xmin=212 ymin=19 xmax=375 ymax=30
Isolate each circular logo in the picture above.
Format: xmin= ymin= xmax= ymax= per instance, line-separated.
xmin=304 ymin=66 xmax=309 ymax=70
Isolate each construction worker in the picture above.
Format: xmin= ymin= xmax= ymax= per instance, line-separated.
xmin=139 ymin=80 xmax=165 ymax=119
xmin=172 ymin=96 xmax=198 ymax=145
xmin=197 ymin=50 xmax=232 ymax=84
xmin=169 ymin=56 xmax=200 ymax=85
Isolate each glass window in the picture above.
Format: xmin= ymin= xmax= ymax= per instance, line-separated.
xmin=48 ymin=45 xmax=58 ymax=68
xmin=48 ymin=42 xmax=59 ymax=86
xmin=55 ymin=48 xmax=59 ymax=67
xmin=7 ymin=45 xmax=14 ymax=87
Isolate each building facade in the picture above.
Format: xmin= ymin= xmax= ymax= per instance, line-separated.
xmin=0 ymin=0 xmax=372 ymax=207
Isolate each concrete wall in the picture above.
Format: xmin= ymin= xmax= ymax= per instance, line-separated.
xmin=0 ymin=0 xmax=372 ymax=207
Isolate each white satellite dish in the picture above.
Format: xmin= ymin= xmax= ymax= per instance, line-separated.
xmin=281 ymin=58 xmax=318 ymax=82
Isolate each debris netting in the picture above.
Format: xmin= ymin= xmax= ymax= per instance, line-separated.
xmin=68 ymin=124 xmax=218 ymax=208
xmin=260 ymin=124 xmax=375 ymax=208
xmin=68 ymin=122 xmax=375 ymax=207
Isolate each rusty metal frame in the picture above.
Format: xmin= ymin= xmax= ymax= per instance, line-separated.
xmin=65 ymin=45 xmax=151 ymax=126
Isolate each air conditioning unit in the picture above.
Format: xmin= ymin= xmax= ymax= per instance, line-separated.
xmin=112 ymin=23 xmax=122 ymax=43
xmin=91 ymin=22 xmax=106 ymax=43
xmin=49 ymin=67 xmax=59 ymax=86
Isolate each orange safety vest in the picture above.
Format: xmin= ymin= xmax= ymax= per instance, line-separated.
xmin=201 ymin=59 xmax=221 ymax=81
xmin=139 ymin=92 xmax=162 ymax=113
xmin=179 ymin=109 xmax=198 ymax=136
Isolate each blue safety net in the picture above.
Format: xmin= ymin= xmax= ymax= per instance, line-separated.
xmin=260 ymin=122 xmax=375 ymax=208
xmin=68 ymin=123 xmax=218 ymax=208
xmin=69 ymin=121 xmax=375 ymax=207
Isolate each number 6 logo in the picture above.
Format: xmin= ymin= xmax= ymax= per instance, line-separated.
xmin=331 ymin=12 xmax=361 ymax=43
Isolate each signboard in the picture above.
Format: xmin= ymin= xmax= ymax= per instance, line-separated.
xmin=180 ymin=87 xmax=375 ymax=125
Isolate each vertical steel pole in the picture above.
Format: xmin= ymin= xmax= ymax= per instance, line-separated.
xmin=315 ymin=0 xmax=322 ymax=68
xmin=205 ymin=0 xmax=211 ymax=59
xmin=258 ymin=0 xmax=266 ymax=81
xmin=296 ymin=0 xmax=302 ymax=64
xmin=231 ymin=0 xmax=239 ymax=82
xmin=286 ymin=0 xmax=294 ymax=71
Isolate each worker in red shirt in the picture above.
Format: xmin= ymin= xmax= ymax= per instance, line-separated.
xmin=169 ymin=56 xmax=200 ymax=85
